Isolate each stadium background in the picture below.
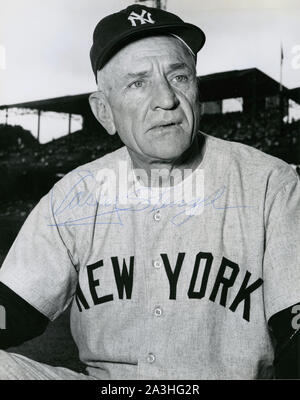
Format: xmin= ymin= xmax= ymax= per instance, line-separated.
xmin=0 ymin=0 xmax=299 ymax=374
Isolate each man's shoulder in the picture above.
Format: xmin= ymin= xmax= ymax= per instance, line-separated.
xmin=204 ymin=132 xmax=286 ymax=168
xmin=77 ymin=145 xmax=128 ymax=171
xmin=203 ymin=132 xmax=298 ymax=192
xmin=52 ymin=146 xmax=128 ymax=195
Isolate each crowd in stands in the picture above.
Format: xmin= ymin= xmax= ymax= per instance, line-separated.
xmin=0 ymin=124 xmax=122 ymax=172
xmin=201 ymin=109 xmax=300 ymax=169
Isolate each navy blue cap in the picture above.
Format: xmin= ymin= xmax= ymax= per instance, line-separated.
xmin=90 ymin=4 xmax=206 ymax=79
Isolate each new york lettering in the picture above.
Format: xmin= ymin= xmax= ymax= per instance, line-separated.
xmin=75 ymin=252 xmax=263 ymax=322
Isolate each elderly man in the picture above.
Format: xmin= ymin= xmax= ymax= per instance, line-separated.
xmin=0 ymin=4 xmax=299 ymax=380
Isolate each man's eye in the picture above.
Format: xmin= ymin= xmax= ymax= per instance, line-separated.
xmin=173 ymin=75 xmax=188 ymax=83
xmin=129 ymin=80 xmax=144 ymax=89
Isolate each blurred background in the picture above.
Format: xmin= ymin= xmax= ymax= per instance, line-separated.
xmin=0 ymin=0 xmax=299 ymax=372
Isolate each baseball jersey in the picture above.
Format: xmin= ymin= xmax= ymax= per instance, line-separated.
xmin=0 ymin=132 xmax=299 ymax=379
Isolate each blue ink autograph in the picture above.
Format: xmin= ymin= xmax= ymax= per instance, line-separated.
xmin=47 ymin=170 xmax=254 ymax=227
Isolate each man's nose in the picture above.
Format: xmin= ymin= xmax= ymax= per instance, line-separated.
xmin=150 ymin=79 xmax=179 ymax=110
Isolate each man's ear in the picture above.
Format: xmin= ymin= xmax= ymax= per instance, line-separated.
xmin=89 ymin=91 xmax=116 ymax=135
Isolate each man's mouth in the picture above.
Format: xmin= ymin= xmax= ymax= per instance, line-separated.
xmin=149 ymin=121 xmax=181 ymax=131
xmin=160 ymin=122 xmax=178 ymax=127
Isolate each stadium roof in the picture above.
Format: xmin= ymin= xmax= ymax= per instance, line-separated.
xmin=289 ymin=87 xmax=300 ymax=104
xmin=0 ymin=93 xmax=91 ymax=115
xmin=198 ymin=68 xmax=289 ymax=101
xmin=0 ymin=68 xmax=296 ymax=114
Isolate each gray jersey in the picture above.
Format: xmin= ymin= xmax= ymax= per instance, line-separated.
xmin=1 ymin=133 xmax=300 ymax=379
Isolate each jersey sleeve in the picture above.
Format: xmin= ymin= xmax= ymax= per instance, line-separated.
xmin=0 ymin=184 xmax=79 ymax=321
xmin=263 ymin=169 xmax=300 ymax=323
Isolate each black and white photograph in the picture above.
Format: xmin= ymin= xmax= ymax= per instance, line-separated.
xmin=0 ymin=0 xmax=299 ymax=383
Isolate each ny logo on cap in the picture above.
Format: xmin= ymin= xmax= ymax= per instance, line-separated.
xmin=128 ymin=9 xmax=155 ymax=27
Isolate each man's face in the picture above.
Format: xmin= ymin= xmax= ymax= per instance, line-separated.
xmin=99 ymin=35 xmax=200 ymax=162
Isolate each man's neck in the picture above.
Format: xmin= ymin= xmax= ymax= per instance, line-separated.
xmin=128 ymin=133 xmax=205 ymax=188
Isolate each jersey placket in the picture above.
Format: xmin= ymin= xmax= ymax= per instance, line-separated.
xmin=136 ymin=202 xmax=170 ymax=379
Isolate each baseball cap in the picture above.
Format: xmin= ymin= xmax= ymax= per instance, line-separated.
xmin=90 ymin=4 xmax=206 ymax=80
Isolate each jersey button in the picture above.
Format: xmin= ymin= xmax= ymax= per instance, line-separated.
xmin=153 ymin=211 xmax=161 ymax=221
xmin=154 ymin=306 xmax=162 ymax=317
xmin=147 ymin=353 xmax=156 ymax=364
xmin=153 ymin=260 xmax=161 ymax=269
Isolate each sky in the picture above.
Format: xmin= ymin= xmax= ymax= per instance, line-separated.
xmin=0 ymin=0 xmax=300 ymax=142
